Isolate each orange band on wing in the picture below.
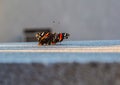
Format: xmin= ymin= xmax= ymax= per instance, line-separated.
xmin=59 ymin=33 xmax=63 ymax=41
xmin=41 ymin=33 xmax=49 ymax=40
xmin=46 ymin=33 xmax=49 ymax=36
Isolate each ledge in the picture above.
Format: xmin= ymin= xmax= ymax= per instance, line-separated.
xmin=0 ymin=40 xmax=120 ymax=64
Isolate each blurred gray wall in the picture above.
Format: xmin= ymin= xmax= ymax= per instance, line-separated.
xmin=0 ymin=0 xmax=120 ymax=42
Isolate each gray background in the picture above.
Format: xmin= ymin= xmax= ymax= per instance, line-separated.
xmin=0 ymin=0 xmax=120 ymax=42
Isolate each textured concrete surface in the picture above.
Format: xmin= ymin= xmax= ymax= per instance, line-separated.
xmin=0 ymin=63 xmax=120 ymax=85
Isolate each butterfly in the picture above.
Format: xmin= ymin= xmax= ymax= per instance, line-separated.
xmin=35 ymin=32 xmax=70 ymax=46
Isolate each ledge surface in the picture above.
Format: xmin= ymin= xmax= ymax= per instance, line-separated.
xmin=0 ymin=40 xmax=120 ymax=63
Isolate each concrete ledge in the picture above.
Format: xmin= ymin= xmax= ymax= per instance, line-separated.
xmin=0 ymin=41 xmax=120 ymax=63
xmin=0 ymin=41 xmax=120 ymax=85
